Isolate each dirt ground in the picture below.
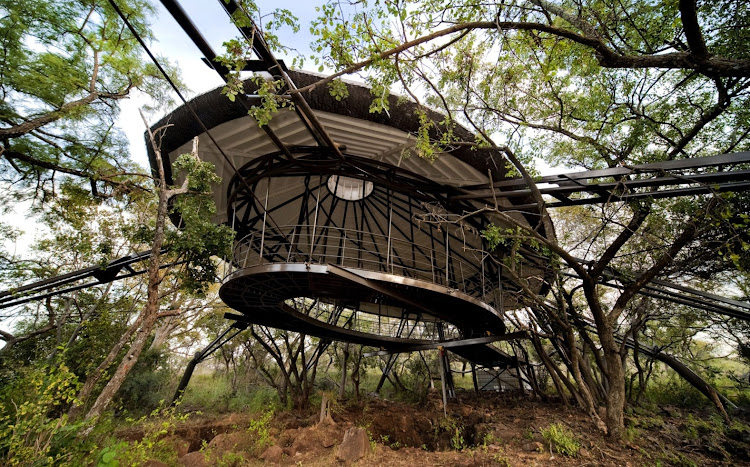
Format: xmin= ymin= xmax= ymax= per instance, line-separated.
xmin=121 ymin=390 xmax=750 ymax=466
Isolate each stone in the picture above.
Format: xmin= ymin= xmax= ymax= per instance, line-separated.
xmin=207 ymin=431 xmax=251 ymax=454
xmin=260 ymin=445 xmax=284 ymax=462
xmin=337 ymin=427 xmax=369 ymax=463
xmin=522 ymin=441 xmax=544 ymax=452
xmin=179 ymin=451 xmax=209 ymax=467
xmin=289 ymin=428 xmax=317 ymax=456
xmin=142 ymin=461 xmax=168 ymax=467
xmin=579 ymin=447 xmax=591 ymax=458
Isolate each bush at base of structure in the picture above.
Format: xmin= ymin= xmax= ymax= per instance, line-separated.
xmin=541 ymin=423 xmax=580 ymax=457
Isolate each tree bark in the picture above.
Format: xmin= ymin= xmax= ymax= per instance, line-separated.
xmin=81 ymin=118 xmax=190 ymax=422
xmin=338 ymin=342 xmax=349 ymax=400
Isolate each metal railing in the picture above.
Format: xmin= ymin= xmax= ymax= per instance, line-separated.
xmin=285 ymin=297 xmax=462 ymax=341
xmin=225 ymin=224 xmax=498 ymax=300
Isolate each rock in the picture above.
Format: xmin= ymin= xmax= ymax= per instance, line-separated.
xmin=142 ymin=461 xmax=168 ymax=467
xmin=522 ymin=441 xmax=544 ymax=452
xmin=579 ymin=447 xmax=591 ymax=458
xmin=317 ymin=419 xmax=342 ymax=448
xmin=289 ymin=428 xmax=317 ymax=456
xmin=278 ymin=428 xmax=297 ymax=453
xmin=179 ymin=451 xmax=209 ymax=467
xmin=260 ymin=445 xmax=284 ymax=462
xmin=165 ymin=435 xmax=191 ymax=457
xmin=337 ymin=427 xmax=369 ymax=463
xmin=207 ymin=431 xmax=251 ymax=454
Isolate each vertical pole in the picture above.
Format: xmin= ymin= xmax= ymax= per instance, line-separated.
xmin=430 ymin=250 xmax=435 ymax=283
xmin=438 ymin=347 xmax=447 ymax=417
xmin=243 ymin=233 xmax=253 ymax=268
xmin=227 ymin=204 xmax=236 ymax=277
xmin=259 ymin=177 xmax=270 ymax=264
xmin=408 ymin=194 xmax=416 ymax=275
xmin=498 ymin=266 xmax=504 ymax=311
xmin=170 ymin=352 xmax=200 ymax=407
xmin=471 ymin=362 xmax=479 ymax=393
xmin=386 ymin=188 xmax=393 ymax=273
xmin=341 ymin=231 xmax=346 ymax=265
xmin=444 ymin=228 xmax=449 ymax=287
xmin=310 ymin=177 xmax=322 ymax=263
xmin=339 ymin=193 xmax=348 ymax=265
xmin=481 ymin=255 xmax=486 ymax=303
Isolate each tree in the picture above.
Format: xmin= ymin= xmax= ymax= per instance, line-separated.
xmin=254 ymin=0 xmax=750 ymax=438
xmin=72 ymin=119 xmax=233 ymax=422
xmin=244 ymin=326 xmax=328 ymax=410
xmin=0 ymin=0 xmax=176 ymax=199
xmin=0 ymin=182 xmax=140 ymax=361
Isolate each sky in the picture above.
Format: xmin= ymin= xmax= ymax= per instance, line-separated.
xmin=120 ymin=0 xmax=323 ymax=169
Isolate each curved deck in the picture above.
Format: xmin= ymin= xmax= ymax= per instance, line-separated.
xmin=219 ymin=263 xmax=507 ymax=348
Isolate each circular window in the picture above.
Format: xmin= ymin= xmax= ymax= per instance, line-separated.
xmin=327 ymin=175 xmax=374 ymax=201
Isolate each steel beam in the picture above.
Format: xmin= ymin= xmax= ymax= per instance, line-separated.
xmin=362 ymin=332 xmax=528 ymax=357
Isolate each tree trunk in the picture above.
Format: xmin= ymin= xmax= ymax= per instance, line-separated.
xmin=351 ymin=347 xmax=362 ymax=399
xmin=81 ymin=116 xmax=180 ymax=422
xmin=85 ymin=311 xmax=159 ymax=420
xmin=603 ymin=347 xmax=626 ymax=438
xmin=652 ymin=349 xmax=733 ymax=423
xmin=68 ymin=314 xmax=143 ymax=419
xmin=338 ymin=342 xmax=349 ymax=400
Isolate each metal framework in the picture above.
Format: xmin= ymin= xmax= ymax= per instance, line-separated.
xmin=2 ymin=0 xmax=749 ymax=404
xmin=454 ymin=152 xmax=750 ymax=209
xmin=147 ymin=0 xmax=548 ymax=364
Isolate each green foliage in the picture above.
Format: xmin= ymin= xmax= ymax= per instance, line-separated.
xmin=166 ymin=153 xmax=235 ymax=296
xmin=436 ymin=416 xmax=466 ymax=451
xmin=328 ymin=78 xmax=349 ymax=101
xmin=481 ymin=223 xmax=505 ymax=251
xmin=0 ymin=358 xmax=90 ymax=465
xmin=98 ymin=405 xmax=188 ymax=466
xmin=540 ymin=423 xmax=580 ymax=457
xmin=247 ymin=410 xmax=274 ymax=453
xmin=246 ymin=77 xmax=295 ymax=126
xmin=0 ymin=0 xmax=176 ymax=198
xmin=115 ymin=347 xmax=174 ymax=413
xmin=96 ymin=442 xmax=127 ymax=467
xmin=643 ymin=376 xmax=713 ymax=409
xmin=216 ymin=1 xmax=300 ymax=121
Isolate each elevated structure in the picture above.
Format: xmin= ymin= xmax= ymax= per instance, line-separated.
xmin=150 ymin=71 xmax=546 ymax=355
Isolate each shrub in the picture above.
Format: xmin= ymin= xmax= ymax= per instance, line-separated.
xmin=0 ymin=359 xmax=93 ymax=465
xmin=247 ymin=410 xmax=274 ymax=453
xmin=541 ymin=423 xmax=580 ymax=457
xmin=99 ymin=405 xmax=189 ymax=466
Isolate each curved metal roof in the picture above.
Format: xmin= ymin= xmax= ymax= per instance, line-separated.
xmin=149 ymin=71 xmax=531 ymax=225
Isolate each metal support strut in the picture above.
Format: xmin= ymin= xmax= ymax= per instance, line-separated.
xmin=170 ymin=321 xmax=249 ymax=406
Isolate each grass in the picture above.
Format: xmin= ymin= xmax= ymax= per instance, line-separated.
xmin=179 ymin=373 xmax=280 ymax=413
xmin=540 ymin=423 xmax=580 ymax=457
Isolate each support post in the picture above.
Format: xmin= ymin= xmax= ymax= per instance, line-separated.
xmin=171 ymin=352 xmax=200 ymax=406
xmin=169 ymin=321 xmax=248 ymax=407
xmin=471 ymin=362 xmax=479 ymax=393
xmin=438 ymin=348 xmax=447 ymax=416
